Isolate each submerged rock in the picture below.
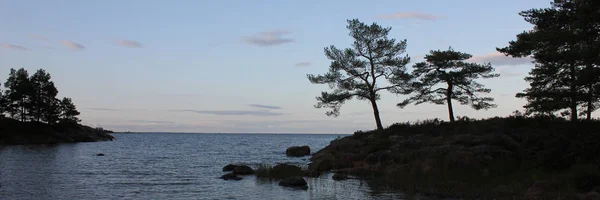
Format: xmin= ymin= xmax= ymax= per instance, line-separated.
xmin=286 ymin=146 xmax=311 ymax=157
xmin=302 ymin=170 xmax=321 ymax=178
xmin=232 ymin=165 xmax=255 ymax=175
xmin=279 ymin=177 xmax=308 ymax=190
xmin=332 ymin=173 xmax=348 ymax=181
xmin=223 ymin=164 xmax=238 ymax=172
xmin=220 ymin=173 xmax=242 ymax=181
xmin=96 ymin=153 xmax=105 ymax=156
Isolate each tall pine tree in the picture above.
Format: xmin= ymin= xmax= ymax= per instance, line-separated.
xmin=30 ymin=69 xmax=59 ymax=123
xmin=307 ymin=19 xmax=414 ymax=130
xmin=406 ymin=47 xmax=499 ymax=122
xmin=4 ymin=68 xmax=33 ymax=122
xmin=498 ymin=0 xmax=600 ymax=120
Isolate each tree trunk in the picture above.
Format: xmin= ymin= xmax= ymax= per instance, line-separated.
xmin=587 ymin=82 xmax=593 ymax=120
xmin=570 ymin=64 xmax=578 ymax=121
xmin=446 ymin=82 xmax=455 ymax=122
xmin=370 ymin=99 xmax=383 ymax=130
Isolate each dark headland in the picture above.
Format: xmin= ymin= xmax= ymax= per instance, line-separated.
xmin=0 ymin=118 xmax=114 ymax=145
xmin=307 ymin=116 xmax=600 ymax=199
xmin=0 ymin=68 xmax=114 ymax=145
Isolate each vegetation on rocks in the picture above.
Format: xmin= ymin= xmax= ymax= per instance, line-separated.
xmin=308 ymin=116 xmax=600 ymax=198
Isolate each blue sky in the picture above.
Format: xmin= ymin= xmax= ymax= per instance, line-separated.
xmin=0 ymin=0 xmax=568 ymax=133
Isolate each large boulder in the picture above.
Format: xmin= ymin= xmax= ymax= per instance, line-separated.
xmin=220 ymin=173 xmax=242 ymax=181
xmin=524 ymin=181 xmax=562 ymax=200
xmin=286 ymin=146 xmax=311 ymax=157
xmin=223 ymin=164 xmax=238 ymax=172
xmin=279 ymin=177 xmax=308 ymax=190
xmin=270 ymin=163 xmax=303 ymax=178
xmin=232 ymin=165 xmax=255 ymax=175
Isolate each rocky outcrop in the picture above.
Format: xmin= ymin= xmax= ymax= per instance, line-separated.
xmin=279 ymin=177 xmax=308 ymax=190
xmin=286 ymin=146 xmax=310 ymax=157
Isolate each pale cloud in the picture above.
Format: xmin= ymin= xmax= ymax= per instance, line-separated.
xmin=377 ymin=12 xmax=443 ymax=21
xmin=172 ymin=109 xmax=285 ymax=116
xmin=469 ymin=52 xmax=533 ymax=66
xmin=41 ymin=45 xmax=55 ymax=50
xmin=243 ymin=30 xmax=294 ymax=46
xmin=0 ymin=44 xmax=28 ymax=50
xmin=61 ymin=40 xmax=85 ymax=50
xmin=114 ymin=39 xmax=143 ymax=48
xmin=247 ymin=104 xmax=282 ymax=110
xmin=128 ymin=120 xmax=175 ymax=124
xmin=28 ymin=35 xmax=50 ymax=42
xmin=295 ymin=62 xmax=311 ymax=67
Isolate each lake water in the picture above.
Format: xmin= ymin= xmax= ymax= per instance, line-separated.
xmin=0 ymin=133 xmax=406 ymax=200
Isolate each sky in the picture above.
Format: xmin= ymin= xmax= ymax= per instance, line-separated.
xmin=0 ymin=0 xmax=577 ymax=133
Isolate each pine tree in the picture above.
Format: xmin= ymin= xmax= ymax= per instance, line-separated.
xmin=407 ymin=47 xmax=499 ymax=122
xmin=498 ymin=0 xmax=600 ymax=120
xmin=59 ymin=97 xmax=80 ymax=124
xmin=4 ymin=68 xmax=33 ymax=122
xmin=30 ymin=69 xmax=59 ymax=123
xmin=307 ymin=19 xmax=414 ymax=130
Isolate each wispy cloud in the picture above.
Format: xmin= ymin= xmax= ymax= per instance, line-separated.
xmin=61 ymin=40 xmax=85 ymax=51
xmin=0 ymin=44 xmax=28 ymax=50
xmin=28 ymin=35 xmax=50 ymax=42
xmin=243 ymin=30 xmax=294 ymax=46
xmin=295 ymin=62 xmax=311 ymax=67
xmin=377 ymin=12 xmax=443 ymax=21
xmin=88 ymin=108 xmax=119 ymax=111
xmin=248 ymin=104 xmax=282 ymax=110
xmin=128 ymin=120 xmax=175 ymax=124
xmin=469 ymin=52 xmax=533 ymax=66
xmin=114 ymin=39 xmax=143 ymax=48
xmin=172 ymin=109 xmax=285 ymax=116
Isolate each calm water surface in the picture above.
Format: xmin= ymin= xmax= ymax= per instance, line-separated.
xmin=0 ymin=133 xmax=405 ymax=200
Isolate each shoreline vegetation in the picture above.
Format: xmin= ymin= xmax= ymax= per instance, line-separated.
xmin=0 ymin=68 xmax=114 ymax=145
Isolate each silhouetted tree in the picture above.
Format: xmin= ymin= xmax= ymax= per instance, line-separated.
xmin=30 ymin=69 xmax=59 ymax=123
xmin=0 ymin=82 xmax=5 ymax=118
xmin=4 ymin=68 xmax=33 ymax=122
xmin=59 ymin=97 xmax=80 ymax=123
xmin=407 ymin=47 xmax=499 ymax=122
xmin=498 ymin=0 xmax=600 ymax=120
xmin=307 ymin=19 xmax=413 ymax=130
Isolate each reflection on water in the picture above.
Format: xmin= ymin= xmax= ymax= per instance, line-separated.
xmin=0 ymin=133 xmax=405 ymax=200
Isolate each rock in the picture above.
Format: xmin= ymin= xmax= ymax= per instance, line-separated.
xmin=286 ymin=146 xmax=311 ymax=157
xmin=223 ymin=164 xmax=238 ymax=171
xmin=578 ymin=191 xmax=600 ymax=200
xmin=303 ymin=170 xmax=321 ymax=178
xmin=445 ymin=150 xmax=479 ymax=170
xmin=279 ymin=177 xmax=308 ymax=190
xmin=332 ymin=173 xmax=348 ymax=181
xmin=577 ymin=191 xmax=600 ymax=200
xmin=220 ymin=173 xmax=242 ymax=181
xmin=96 ymin=153 xmax=105 ymax=156
xmin=232 ymin=165 xmax=254 ymax=175
xmin=308 ymin=154 xmax=334 ymax=171
xmin=270 ymin=164 xmax=303 ymax=178
xmin=524 ymin=181 xmax=562 ymax=200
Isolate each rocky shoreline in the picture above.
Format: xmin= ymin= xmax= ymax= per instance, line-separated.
xmin=0 ymin=118 xmax=114 ymax=145
xmin=305 ymin=116 xmax=600 ymax=199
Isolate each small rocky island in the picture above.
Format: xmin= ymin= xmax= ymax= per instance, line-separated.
xmin=0 ymin=68 xmax=114 ymax=145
